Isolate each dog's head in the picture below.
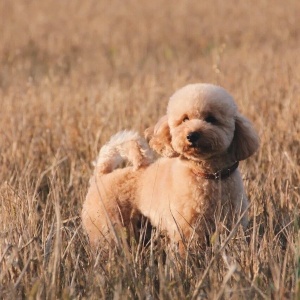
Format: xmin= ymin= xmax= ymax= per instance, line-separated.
xmin=145 ymin=83 xmax=259 ymax=162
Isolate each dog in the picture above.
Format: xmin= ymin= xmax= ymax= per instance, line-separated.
xmin=82 ymin=83 xmax=259 ymax=252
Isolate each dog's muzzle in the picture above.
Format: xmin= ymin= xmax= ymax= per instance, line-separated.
xmin=187 ymin=132 xmax=201 ymax=147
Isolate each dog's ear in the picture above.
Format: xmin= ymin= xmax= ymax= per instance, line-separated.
xmin=229 ymin=113 xmax=259 ymax=161
xmin=145 ymin=115 xmax=179 ymax=157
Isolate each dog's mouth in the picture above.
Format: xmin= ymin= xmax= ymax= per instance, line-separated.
xmin=186 ymin=135 xmax=213 ymax=153
xmin=185 ymin=142 xmax=213 ymax=155
xmin=172 ymin=129 xmax=217 ymax=159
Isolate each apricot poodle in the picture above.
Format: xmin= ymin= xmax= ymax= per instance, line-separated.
xmin=82 ymin=83 xmax=259 ymax=252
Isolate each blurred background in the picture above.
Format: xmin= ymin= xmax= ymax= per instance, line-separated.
xmin=1 ymin=0 xmax=299 ymax=162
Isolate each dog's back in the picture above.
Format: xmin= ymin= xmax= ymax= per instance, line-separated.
xmin=82 ymin=131 xmax=154 ymax=247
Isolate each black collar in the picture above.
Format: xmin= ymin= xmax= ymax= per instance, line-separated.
xmin=194 ymin=161 xmax=239 ymax=180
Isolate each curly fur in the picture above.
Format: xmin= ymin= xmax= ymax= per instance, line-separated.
xmin=82 ymin=83 xmax=259 ymax=252
xmin=96 ymin=130 xmax=154 ymax=174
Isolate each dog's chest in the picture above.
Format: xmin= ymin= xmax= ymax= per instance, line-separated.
xmin=189 ymin=173 xmax=238 ymax=213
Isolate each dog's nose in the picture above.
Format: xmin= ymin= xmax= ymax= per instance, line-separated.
xmin=187 ymin=132 xmax=200 ymax=145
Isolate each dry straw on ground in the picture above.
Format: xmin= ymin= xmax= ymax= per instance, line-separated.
xmin=0 ymin=0 xmax=299 ymax=299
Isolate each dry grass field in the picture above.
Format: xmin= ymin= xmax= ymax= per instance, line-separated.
xmin=0 ymin=0 xmax=300 ymax=299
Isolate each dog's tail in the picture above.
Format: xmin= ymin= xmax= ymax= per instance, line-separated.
xmin=94 ymin=130 xmax=154 ymax=175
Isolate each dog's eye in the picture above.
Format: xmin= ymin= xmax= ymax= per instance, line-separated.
xmin=205 ymin=115 xmax=218 ymax=124
xmin=182 ymin=116 xmax=189 ymax=122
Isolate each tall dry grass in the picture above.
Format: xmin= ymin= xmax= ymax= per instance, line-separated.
xmin=0 ymin=0 xmax=299 ymax=298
